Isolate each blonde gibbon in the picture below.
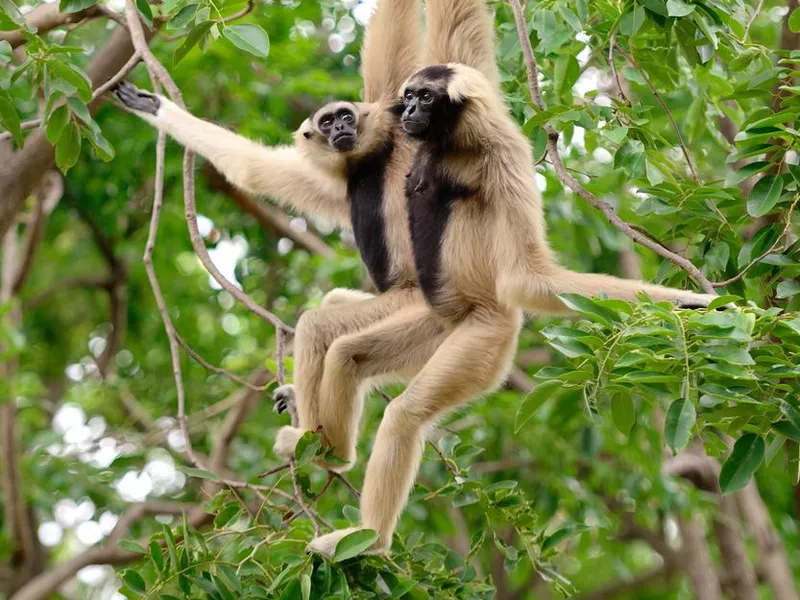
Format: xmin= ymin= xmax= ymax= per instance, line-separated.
xmin=301 ymin=59 xmax=719 ymax=556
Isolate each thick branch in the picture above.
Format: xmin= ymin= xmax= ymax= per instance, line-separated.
xmin=0 ymin=4 xmax=105 ymax=49
xmin=664 ymin=452 xmax=758 ymax=600
xmin=574 ymin=565 xmax=676 ymax=600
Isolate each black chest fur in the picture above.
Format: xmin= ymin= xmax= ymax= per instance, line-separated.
xmin=347 ymin=141 xmax=394 ymax=292
xmin=406 ymin=145 xmax=472 ymax=305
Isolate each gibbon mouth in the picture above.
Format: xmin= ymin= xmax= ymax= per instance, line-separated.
xmin=401 ymin=119 xmax=429 ymax=136
xmin=331 ymin=133 xmax=356 ymax=151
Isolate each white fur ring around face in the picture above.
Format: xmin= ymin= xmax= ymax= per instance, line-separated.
xmin=306 ymin=526 xmax=387 ymax=558
xmin=273 ymin=425 xmax=306 ymax=459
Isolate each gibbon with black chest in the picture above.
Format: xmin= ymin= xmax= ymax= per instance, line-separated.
xmin=300 ymin=62 xmax=721 ymax=554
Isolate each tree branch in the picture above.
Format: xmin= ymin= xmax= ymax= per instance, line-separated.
xmin=574 ymin=565 xmax=676 ymax=600
xmin=506 ymin=0 xmax=716 ymax=296
xmin=0 ymin=4 xmax=106 ymax=48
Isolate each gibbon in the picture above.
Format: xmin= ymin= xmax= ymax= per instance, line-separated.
xmin=300 ymin=42 xmax=720 ymax=558
xmin=115 ymin=0 xmax=717 ymax=557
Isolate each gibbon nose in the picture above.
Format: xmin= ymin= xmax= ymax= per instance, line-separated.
xmin=334 ymin=122 xmax=344 ymax=131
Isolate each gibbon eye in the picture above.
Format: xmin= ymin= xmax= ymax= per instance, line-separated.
xmin=404 ymin=91 xmax=414 ymax=102
xmin=342 ymin=113 xmax=354 ymax=124
xmin=421 ymin=91 xmax=433 ymax=103
xmin=320 ymin=117 xmax=333 ymax=130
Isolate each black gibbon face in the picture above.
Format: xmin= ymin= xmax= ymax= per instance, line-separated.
xmin=400 ymin=66 xmax=461 ymax=141
xmin=316 ymin=106 xmax=358 ymax=152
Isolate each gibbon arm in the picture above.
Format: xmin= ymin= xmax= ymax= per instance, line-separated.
xmin=115 ymin=84 xmax=350 ymax=225
xmin=500 ymin=268 xmax=716 ymax=315
xmin=361 ymin=0 xmax=423 ymax=103
xmin=424 ymin=0 xmax=499 ymax=89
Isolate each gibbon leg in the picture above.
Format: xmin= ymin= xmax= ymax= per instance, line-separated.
xmin=318 ymin=288 xmax=376 ymax=309
xmin=503 ymin=269 xmax=717 ymax=315
xmin=274 ymin=289 xmax=421 ymax=459
xmin=307 ymin=307 xmax=523 ymax=556
xmin=310 ymin=304 xmax=449 ymax=471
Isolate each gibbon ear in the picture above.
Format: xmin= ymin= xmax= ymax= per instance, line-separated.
xmin=303 ymin=131 xmax=312 ymax=139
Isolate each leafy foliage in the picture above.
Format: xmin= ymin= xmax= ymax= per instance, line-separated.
xmin=1 ymin=0 xmax=799 ymax=598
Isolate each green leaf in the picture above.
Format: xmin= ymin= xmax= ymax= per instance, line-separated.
xmin=222 ymin=23 xmax=270 ymax=58
xmin=548 ymin=337 xmax=592 ymax=358
xmin=728 ymin=161 xmax=769 ymax=186
xmin=0 ymin=89 xmax=22 ymax=144
xmin=554 ymin=54 xmax=580 ymax=98
xmin=58 ymin=0 xmax=97 ymax=13
xmin=776 ymin=280 xmax=800 ymax=299
xmin=557 ymin=293 xmax=620 ymax=326
xmin=48 ymin=61 xmax=92 ymax=102
xmin=772 ymin=420 xmax=800 ymax=443
xmin=177 ymin=466 xmax=222 ymax=481
xmin=295 ymin=430 xmax=321 ymax=463
xmin=0 ymin=0 xmax=25 ymax=25
xmin=619 ymin=6 xmax=645 ymax=36
xmin=136 ymin=0 xmax=153 ymax=29
xmin=789 ymin=8 xmax=800 ymax=34
xmin=614 ymin=139 xmax=646 ymax=177
xmin=515 ymin=380 xmax=564 ymax=433
xmin=149 ymin=540 xmax=165 ymax=573
xmin=300 ymin=574 xmax=311 ymax=600
xmin=46 ymin=104 xmax=70 ymax=144
xmin=664 ymin=398 xmax=696 ymax=454
xmin=747 ymin=175 xmax=783 ymax=217
xmin=122 ymin=570 xmax=146 ymax=594
xmin=542 ymin=525 xmax=588 ymax=552
xmin=780 ymin=401 xmax=800 ymax=431
xmin=707 ymin=295 xmax=739 ymax=311
xmin=280 ymin=580 xmax=302 ymax=600
xmin=55 ymin=121 xmax=81 ymax=173
xmin=0 ymin=39 xmax=11 ymax=60
xmin=719 ymin=434 xmax=765 ymax=493
xmin=169 ymin=3 xmax=198 ymax=29
xmin=174 ymin=21 xmax=214 ymax=66
xmin=640 ymin=0 xmax=668 ymax=16
xmin=530 ymin=126 xmax=547 ymax=162
xmin=667 ymin=0 xmax=695 ymax=16
xmin=610 ymin=394 xmax=635 ymax=436
xmin=333 ymin=529 xmax=379 ymax=562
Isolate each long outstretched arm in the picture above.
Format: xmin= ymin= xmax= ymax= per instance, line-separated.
xmin=500 ymin=268 xmax=717 ymax=315
xmin=424 ymin=0 xmax=499 ymax=90
xmin=361 ymin=0 xmax=423 ymax=103
xmin=114 ymin=82 xmax=350 ymax=225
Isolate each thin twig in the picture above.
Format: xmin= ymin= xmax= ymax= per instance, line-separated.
xmin=713 ymin=195 xmax=800 ymax=288
xmin=613 ymin=43 xmax=699 ymax=182
xmin=176 ymin=332 xmax=269 ymax=391
xmin=506 ymin=0 xmax=716 ymax=296
xmin=743 ymin=0 xmax=766 ymax=41
xmin=289 ymin=459 xmax=322 ymax=535
xmin=333 ymin=472 xmax=361 ymax=500
xmin=608 ymin=32 xmax=630 ymax=105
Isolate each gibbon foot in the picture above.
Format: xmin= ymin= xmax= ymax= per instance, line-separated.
xmin=273 ymin=425 xmax=306 ymax=459
xmin=306 ymin=527 xmax=388 ymax=558
xmin=114 ymin=81 xmax=160 ymax=115
xmin=273 ymin=425 xmax=354 ymax=472
xmin=272 ymin=384 xmax=296 ymax=415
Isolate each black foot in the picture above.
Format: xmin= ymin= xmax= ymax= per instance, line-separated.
xmin=273 ymin=384 xmax=296 ymax=415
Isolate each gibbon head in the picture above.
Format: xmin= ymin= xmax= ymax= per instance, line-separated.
xmin=299 ymin=101 xmax=361 ymax=153
xmin=398 ymin=64 xmax=468 ymax=141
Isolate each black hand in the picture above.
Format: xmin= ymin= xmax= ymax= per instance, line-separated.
xmin=114 ymin=81 xmax=160 ymax=115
